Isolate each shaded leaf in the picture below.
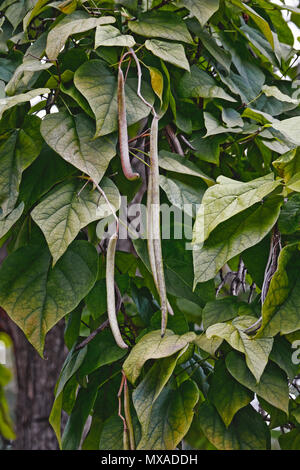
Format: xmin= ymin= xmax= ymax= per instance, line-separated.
xmin=74 ymin=60 xmax=154 ymax=137
xmin=123 ymin=329 xmax=196 ymax=384
xmin=40 ymin=111 xmax=117 ymax=181
xmin=0 ymin=241 xmax=98 ymax=355
xmin=226 ymin=351 xmax=289 ymax=414
xmin=46 ymin=11 xmax=115 ymax=60
xmin=31 ymin=178 xmax=120 ymax=264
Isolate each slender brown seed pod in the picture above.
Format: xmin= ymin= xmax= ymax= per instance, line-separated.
xmin=117 ymin=66 xmax=139 ymax=181
xmin=146 ymin=173 xmax=174 ymax=316
xmin=106 ymin=232 xmax=128 ymax=349
xmin=149 ymin=115 xmax=168 ymax=336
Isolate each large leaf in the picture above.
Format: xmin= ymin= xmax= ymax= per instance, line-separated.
xmin=132 ymin=351 xmax=189 ymax=447
xmin=123 ymin=329 xmax=196 ymax=384
xmin=135 ymin=380 xmax=199 ymax=450
xmin=279 ymin=429 xmax=300 ymax=450
xmin=278 ymin=194 xmax=300 ymax=235
xmin=77 ymin=329 xmax=127 ymax=379
xmin=193 ymin=196 xmax=283 ymax=284
xmin=127 ymin=11 xmax=193 ymax=44
xmin=19 ymin=145 xmax=76 ymax=210
xmin=206 ymin=316 xmax=274 ymax=382
xmin=208 ymin=360 xmax=253 ymax=427
xmin=202 ymin=297 xmax=249 ymax=330
xmin=45 ymin=11 xmax=115 ymax=60
xmin=95 ymin=25 xmax=135 ymax=48
xmin=198 ymin=402 xmax=269 ymax=450
xmin=272 ymin=116 xmax=300 ymax=147
xmin=145 ymin=40 xmax=190 ymax=72
xmin=193 ymin=173 xmax=281 ymax=244
xmin=0 ymin=88 xmax=49 ymax=119
xmin=178 ymin=65 xmax=236 ymax=102
xmin=159 ymin=175 xmax=205 ymax=216
xmin=40 ymin=112 xmax=117 ymax=181
xmin=226 ymin=351 xmax=289 ymax=414
xmin=0 ymin=115 xmax=44 ymax=216
xmin=257 ymin=242 xmax=300 ymax=338
xmin=229 ymin=0 xmax=274 ymax=49
xmin=159 ymin=150 xmax=214 ymax=186
xmin=0 ymin=202 xmax=24 ymax=238
xmin=180 ymin=0 xmax=219 ymax=26
xmin=31 ymin=178 xmax=120 ymax=265
xmin=0 ymin=240 xmax=98 ymax=355
xmin=74 ymin=60 xmax=154 ymax=137
xmin=62 ymin=374 xmax=100 ymax=450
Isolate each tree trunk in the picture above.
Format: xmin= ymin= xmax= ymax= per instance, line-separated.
xmin=2 ymin=309 xmax=67 ymax=450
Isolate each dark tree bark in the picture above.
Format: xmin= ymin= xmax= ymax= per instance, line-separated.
xmin=1 ymin=309 xmax=67 ymax=450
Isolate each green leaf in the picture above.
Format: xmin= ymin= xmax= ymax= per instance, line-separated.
xmin=0 ymin=115 xmax=44 ymax=216
xmin=127 ymin=11 xmax=193 ymax=44
xmin=145 ymin=39 xmax=190 ymax=72
xmin=159 ymin=175 xmax=205 ymax=216
xmin=0 ymin=202 xmax=24 ymax=238
xmin=40 ymin=112 xmax=117 ymax=181
xmin=19 ymin=145 xmax=76 ymax=210
xmin=279 ymin=429 xmax=300 ymax=450
xmin=159 ymin=150 xmax=214 ymax=186
xmin=206 ymin=316 xmax=274 ymax=382
xmin=135 ymin=380 xmax=199 ymax=450
xmin=257 ymin=242 xmax=300 ymax=338
xmin=123 ymin=329 xmax=196 ymax=384
xmin=0 ymin=88 xmax=50 ymax=120
xmin=62 ymin=374 xmax=99 ymax=450
xmin=202 ymin=297 xmax=247 ymax=330
xmin=203 ymin=112 xmax=243 ymax=136
xmin=0 ymin=240 xmax=98 ymax=355
xmin=287 ymin=172 xmax=300 ymax=193
xmin=193 ymin=333 xmax=223 ymax=356
xmin=31 ymin=178 xmax=120 ymax=265
xmin=229 ymin=0 xmax=274 ymax=49
xmin=193 ymin=196 xmax=283 ymax=284
xmin=198 ymin=401 xmax=269 ymax=450
xmin=74 ymin=60 xmax=154 ymax=137
xmin=133 ymin=351 xmax=188 ymax=446
xmin=45 ymin=11 xmax=115 ymax=60
xmin=272 ymin=116 xmax=300 ymax=147
xmin=77 ymin=329 xmax=127 ymax=378
xmin=262 ymin=85 xmax=298 ymax=105
xmin=208 ymin=360 xmax=253 ymax=427
xmin=180 ymin=0 xmax=220 ymax=26
xmin=95 ymin=25 xmax=135 ymax=48
xmin=270 ymin=337 xmax=299 ymax=379
xmin=178 ymin=65 xmax=236 ymax=102
xmin=278 ymin=194 xmax=300 ymax=235
xmin=193 ymin=173 xmax=281 ymax=244
xmin=226 ymin=351 xmax=289 ymax=414
xmin=272 ymin=149 xmax=300 ymax=184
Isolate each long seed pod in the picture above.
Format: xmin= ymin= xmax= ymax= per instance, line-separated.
xmin=106 ymin=232 xmax=128 ymax=349
xmin=118 ymin=66 xmax=139 ymax=181
xmin=149 ymin=115 xmax=168 ymax=336
xmin=147 ymin=171 xmax=174 ymax=316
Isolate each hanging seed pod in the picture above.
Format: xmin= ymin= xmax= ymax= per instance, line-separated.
xmin=118 ymin=66 xmax=139 ymax=181
xmin=106 ymin=232 xmax=128 ymax=349
xmin=147 ymin=169 xmax=174 ymax=317
xmin=149 ymin=115 xmax=168 ymax=336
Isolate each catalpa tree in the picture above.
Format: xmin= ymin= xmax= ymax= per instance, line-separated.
xmin=0 ymin=0 xmax=300 ymax=451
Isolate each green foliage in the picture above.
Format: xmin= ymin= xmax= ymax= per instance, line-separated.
xmin=0 ymin=0 xmax=300 ymax=451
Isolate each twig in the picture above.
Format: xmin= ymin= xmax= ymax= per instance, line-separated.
xmin=165 ymin=125 xmax=184 ymax=156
